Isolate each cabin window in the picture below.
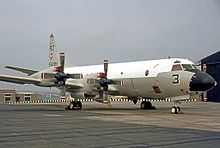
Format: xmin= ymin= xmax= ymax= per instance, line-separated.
xmin=145 ymin=70 xmax=149 ymax=76
xmin=171 ymin=65 xmax=182 ymax=71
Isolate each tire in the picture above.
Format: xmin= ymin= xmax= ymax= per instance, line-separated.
xmin=69 ymin=101 xmax=75 ymax=110
xmin=171 ymin=107 xmax=177 ymax=114
xmin=140 ymin=101 xmax=152 ymax=109
xmin=145 ymin=101 xmax=152 ymax=109
xmin=177 ymin=107 xmax=181 ymax=113
xmin=140 ymin=101 xmax=146 ymax=109
xmin=76 ymin=101 xmax=82 ymax=110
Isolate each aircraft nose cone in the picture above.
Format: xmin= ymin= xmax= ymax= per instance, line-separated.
xmin=189 ymin=69 xmax=215 ymax=91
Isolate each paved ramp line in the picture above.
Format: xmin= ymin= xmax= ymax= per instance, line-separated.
xmin=44 ymin=114 xmax=64 ymax=117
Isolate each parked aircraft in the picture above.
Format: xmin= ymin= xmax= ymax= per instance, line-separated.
xmin=0 ymin=34 xmax=215 ymax=114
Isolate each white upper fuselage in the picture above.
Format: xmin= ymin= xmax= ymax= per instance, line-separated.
xmin=65 ymin=58 xmax=194 ymax=79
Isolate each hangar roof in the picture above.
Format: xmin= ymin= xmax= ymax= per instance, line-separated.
xmin=201 ymin=51 xmax=220 ymax=65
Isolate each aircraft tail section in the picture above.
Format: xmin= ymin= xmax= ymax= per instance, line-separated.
xmin=49 ymin=34 xmax=59 ymax=67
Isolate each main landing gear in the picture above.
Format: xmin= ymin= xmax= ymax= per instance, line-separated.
xmin=171 ymin=101 xmax=181 ymax=114
xmin=140 ymin=101 xmax=155 ymax=109
xmin=68 ymin=101 xmax=82 ymax=110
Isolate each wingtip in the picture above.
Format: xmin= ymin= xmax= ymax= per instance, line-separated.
xmin=5 ymin=66 xmax=10 ymax=69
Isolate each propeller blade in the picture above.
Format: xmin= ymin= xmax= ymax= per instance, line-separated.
xmin=60 ymin=52 xmax=65 ymax=73
xmin=104 ymin=60 xmax=108 ymax=78
xmin=60 ymin=86 xmax=66 ymax=99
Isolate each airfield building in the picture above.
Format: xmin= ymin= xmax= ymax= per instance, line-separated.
xmin=201 ymin=51 xmax=220 ymax=102
xmin=0 ymin=89 xmax=38 ymax=103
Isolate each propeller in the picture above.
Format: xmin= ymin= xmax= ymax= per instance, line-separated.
xmin=54 ymin=52 xmax=82 ymax=99
xmin=97 ymin=60 xmax=121 ymax=104
xmin=97 ymin=60 xmax=109 ymax=104
xmin=86 ymin=60 xmax=121 ymax=104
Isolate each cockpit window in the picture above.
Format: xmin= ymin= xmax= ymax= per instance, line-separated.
xmin=182 ymin=64 xmax=197 ymax=70
xmin=172 ymin=64 xmax=196 ymax=71
xmin=192 ymin=64 xmax=197 ymax=69
xmin=172 ymin=64 xmax=182 ymax=71
xmin=181 ymin=64 xmax=193 ymax=70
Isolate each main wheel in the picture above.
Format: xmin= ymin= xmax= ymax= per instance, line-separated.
xmin=177 ymin=107 xmax=181 ymax=113
xmin=145 ymin=101 xmax=152 ymax=109
xmin=76 ymin=101 xmax=82 ymax=110
xmin=140 ymin=101 xmax=153 ymax=109
xmin=69 ymin=101 xmax=76 ymax=110
xmin=140 ymin=101 xmax=147 ymax=109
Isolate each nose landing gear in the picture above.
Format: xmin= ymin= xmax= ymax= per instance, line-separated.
xmin=171 ymin=101 xmax=181 ymax=114
xmin=171 ymin=106 xmax=181 ymax=114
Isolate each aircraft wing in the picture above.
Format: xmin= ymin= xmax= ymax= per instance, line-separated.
xmin=0 ymin=74 xmax=40 ymax=85
xmin=5 ymin=66 xmax=39 ymax=76
xmin=65 ymin=82 xmax=83 ymax=89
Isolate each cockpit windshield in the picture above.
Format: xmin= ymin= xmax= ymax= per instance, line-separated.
xmin=191 ymin=64 xmax=197 ymax=69
xmin=182 ymin=64 xmax=193 ymax=70
xmin=171 ymin=64 xmax=182 ymax=71
xmin=172 ymin=64 xmax=196 ymax=71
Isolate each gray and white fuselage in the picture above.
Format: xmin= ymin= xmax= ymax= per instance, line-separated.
xmin=63 ymin=58 xmax=215 ymax=101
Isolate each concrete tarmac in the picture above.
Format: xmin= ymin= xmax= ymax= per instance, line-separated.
xmin=0 ymin=101 xmax=220 ymax=148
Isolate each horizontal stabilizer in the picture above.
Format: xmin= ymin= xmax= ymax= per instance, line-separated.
xmin=5 ymin=66 xmax=39 ymax=76
xmin=0 ymin=74 xmax=40 ymax=85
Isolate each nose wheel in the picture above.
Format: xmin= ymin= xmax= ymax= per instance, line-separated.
xmin=171 ymin=101 xmax=181 ymax=114
xmin=171 ymin=106 xmax=181 ymax=114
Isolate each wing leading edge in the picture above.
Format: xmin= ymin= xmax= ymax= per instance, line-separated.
xmin=0 ymin=74 xmax=40 ymax=85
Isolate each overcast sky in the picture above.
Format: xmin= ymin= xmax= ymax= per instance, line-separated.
xmin=0 ymin=0 xmax=220 ymax=92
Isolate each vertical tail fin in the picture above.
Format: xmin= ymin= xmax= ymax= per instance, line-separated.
xmin=49 ymin=34 xmax=59 ymax=67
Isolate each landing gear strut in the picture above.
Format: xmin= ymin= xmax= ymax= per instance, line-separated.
xmin=140 ymin=101 xmax=155 ymax=109
xmin=68 ymin=101 xmax=82 ymax=110
xmin=171 ymin=101 xmax=181 ymax=114
xmin=133 ymin=100 xmax=138 ymax=104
